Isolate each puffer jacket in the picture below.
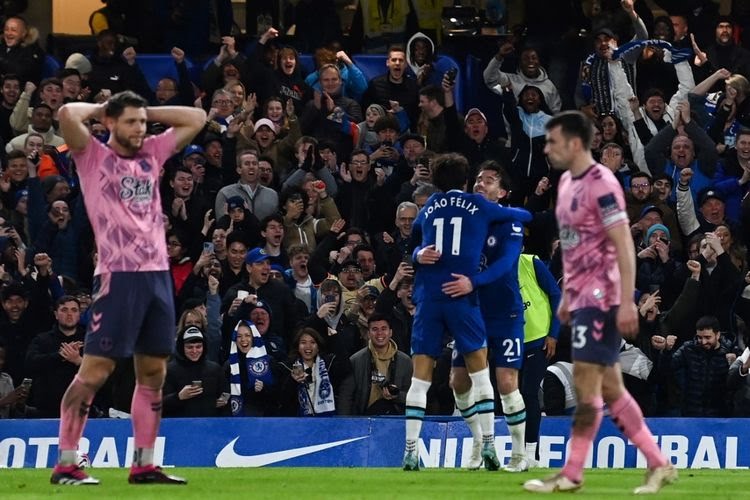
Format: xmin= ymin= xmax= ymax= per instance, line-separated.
xmin=671 ymin=340 xmax=730 ymax=417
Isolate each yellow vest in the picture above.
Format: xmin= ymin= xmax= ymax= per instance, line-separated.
xmin=362 ymin=0 xmax=410 ymax=38
xmin=518 ymin=254 xmax=552 ymax=343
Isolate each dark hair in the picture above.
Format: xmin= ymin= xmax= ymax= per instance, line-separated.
xmin=226 ymin=231 xmax=250 ymax=248
xmin=1 ymin=74 xmax=19 ymax=85
xmin=432 ymin=153 xmax=469 ymax=192
xmin=545 ymin=111 xmax=594 ymax=150
xmin=104 ymin=90 xmax=148 ymax=119
xmin=33 ymin=103 xmax=53 ymax=114
xmin=352 ymin=244 xmax=375 ymax=260
xmin=477 ymin=160 xmax=513 ymax=192
xmin=344 ymin=227 xmax=368 ymax=241
xmin=280 ymin=185 xmax=309 ymax=211
xmin=738 ymin=128 xmax=750 ymax=141
xmin=350 ymin=149 xmax=370 ymax=161
xmin=367 ymin=312 xmax=392 ymax=328
xmin=695 ymin=315 xmax=721 ymax=333
xmin=629 ymin=172 xmax=652 ymax=185
xmin=39 ymin=77 xmax=62 ymax=91
xmin=642 ymin=88 xmax=665 ymax=102
xmin=7 ymin=149 xmax=26 ymax=162
xmin=291 ymin=327 xmax=325 ymax=356
xmin=260 ymin=213 xmax=284 ymax=231
xmin=652 ymin=172 xmax=673 ymax=186
xmin=55 ymin=295 xmax=80 ymax=308
xmin=257 ymin=154 xmax=275 ymax=168
xmin=418 ymin=85 xmax=444 ymax=107
xmin=170 ymin=166 xmax=193 ymax=181
xmin=57 ymin=68 xmax=81 ymax=81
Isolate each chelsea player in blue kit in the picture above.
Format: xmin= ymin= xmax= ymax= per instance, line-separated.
xmin=403 ymin=153 xmax=531 ymax=471
xmin=443 ymin=161 xmax=528 ymax=472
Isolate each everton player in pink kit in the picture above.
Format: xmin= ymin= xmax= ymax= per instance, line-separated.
xmin=524 ymin=111 xmax=676 ymax=494
xmin=50 ymin=91 xmax=206 ymax=485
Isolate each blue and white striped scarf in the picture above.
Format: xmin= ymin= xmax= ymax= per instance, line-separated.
xmin=297 ymin=355 xmax=336 ymax=417
xmin=229 ymin=320 xmax=274 ymax=417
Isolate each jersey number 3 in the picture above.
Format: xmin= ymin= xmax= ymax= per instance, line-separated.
xmin=572 ymin=325 xmax=587 ymax=349
xmin=433 ymin=217 xmax=463 ymax=255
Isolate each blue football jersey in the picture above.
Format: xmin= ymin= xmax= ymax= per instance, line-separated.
xmin=411 ymin=190 xmax=531 ymax=303
xmin=477 ymin=220 xmax=524 ymax=318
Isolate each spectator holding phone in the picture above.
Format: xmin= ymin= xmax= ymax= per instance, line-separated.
xmin=0 ymin=339 xmax=31 ymax=418
xmin=163 ymin=326 xmax=227 ymax=417
xmin=636 ymin=224 xmax=682 ymax=310
xmin=278 ymin=326 xmax=350 ymax=416
xmin=301 ymin=278 xmax=360 ymax=359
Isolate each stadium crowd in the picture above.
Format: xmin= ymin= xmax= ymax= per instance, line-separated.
xmin=3 ymin=0 xmax=750 ymax=422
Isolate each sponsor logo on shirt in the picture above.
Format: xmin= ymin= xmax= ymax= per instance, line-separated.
xmin=119 ymin=176 xmax=153 ymax=204
xmin=559 ymin=225 xmax=580 ymax=250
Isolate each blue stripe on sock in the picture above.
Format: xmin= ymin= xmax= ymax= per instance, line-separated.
xmin=405 ymin=407 xmax=425 ymax=419
xmin=475 ymin=400 xmax=495 ymax=414
xmin=460 ymin=405 xmax=478 ymax=418
xmin=505 ymin=410 xmax=527 ymax=425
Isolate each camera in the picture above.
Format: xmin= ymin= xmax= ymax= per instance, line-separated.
xmin=203 ymin=242 xmax=214 ymax=254
xmin=382 ymin=140 xmax=393 ymax=148
xmin=324 ymin=294 xmax=337 ymax=304
xmin=379 ymin=380 xmax=400 ymax=396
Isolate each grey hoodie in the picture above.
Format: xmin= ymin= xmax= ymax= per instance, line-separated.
xmin=484 ymin=56 xmax=562 ymax=113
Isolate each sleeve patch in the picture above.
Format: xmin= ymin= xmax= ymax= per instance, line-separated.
xmin=597 ymin=192 xmax=627 ymax=227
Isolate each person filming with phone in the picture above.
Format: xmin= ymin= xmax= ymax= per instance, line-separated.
xmin=162 ymin=325 xmax=227 ymax=417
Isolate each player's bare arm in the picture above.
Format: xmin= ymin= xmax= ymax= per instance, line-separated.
xmin=57 ymin=102 xmax=106 ymax=152
xmin=146 ymin=106 xmax=207 ymax=152
xmin=606 ymin=222 xmax=638 ymax=337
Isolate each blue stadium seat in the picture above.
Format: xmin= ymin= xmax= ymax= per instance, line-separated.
xmin=42 ymin=55 xmax=62 ymax=79
xmin=136 ymin=54 xmax=196 ymax=90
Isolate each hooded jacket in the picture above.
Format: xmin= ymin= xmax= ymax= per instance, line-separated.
xmin=163 ymin=329 xmax=226 ymax=417
xmin=282 ymin=195 xmax=341 ymax=251
xmin=502 ymin=86 xmax=552 ymax=182
xmin=484 ymin=54 xmax=562 ymax=113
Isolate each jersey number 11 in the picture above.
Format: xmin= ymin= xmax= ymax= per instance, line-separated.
xmin=433 ymin=217 xmax=463 ymax=255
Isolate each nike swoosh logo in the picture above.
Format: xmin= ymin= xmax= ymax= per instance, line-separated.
xmin=215 ymin=435 xmax=369 ymax=467
xmin=507 ymin=357 xmax=520 ymax=363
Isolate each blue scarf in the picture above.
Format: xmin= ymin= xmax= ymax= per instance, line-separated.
xmin=297 ymin=355 xmax=336 ymax=416
xmin=229 ymin=320 xmax=274 ymax=417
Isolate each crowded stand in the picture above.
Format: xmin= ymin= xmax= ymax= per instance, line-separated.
xmin=3 ymin=0 xmax=750 ymax=432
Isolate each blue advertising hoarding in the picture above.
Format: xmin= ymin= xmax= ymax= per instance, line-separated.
xmin=1 ymin=417 xmax=747 ymax=469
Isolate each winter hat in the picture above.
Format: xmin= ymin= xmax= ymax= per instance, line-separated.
xmin=644 ymin=223 xmax=670 ymax=246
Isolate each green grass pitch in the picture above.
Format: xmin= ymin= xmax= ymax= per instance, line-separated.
xmin=0 ymin=467 xmax=740 ymax=499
